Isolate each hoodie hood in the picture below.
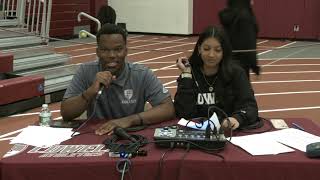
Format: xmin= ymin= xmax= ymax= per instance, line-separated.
xmin=219 ymin=8 xmax=238 ymax=27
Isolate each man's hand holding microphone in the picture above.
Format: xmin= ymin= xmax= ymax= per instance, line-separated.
xmin=82 ymin=71 xmax=117 ymax=102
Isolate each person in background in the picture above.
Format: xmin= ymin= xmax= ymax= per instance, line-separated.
xmin=174 ymin=25 xmax=259 ymax=130
xmin=97 ymin=4 xmax=116 ymax=25
xmin=61 ymin=24 xmax=175 ymax=135
xmin=219 ymin=0 xmax=260 ymax=77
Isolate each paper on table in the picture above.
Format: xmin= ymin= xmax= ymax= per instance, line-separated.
xmin=178 ymin=113 xmax=220 ymax=131
xmin=10 ymin=126 xmax=75 ymax=148
xmin=231 ymin=133 xmax=295 ymax=155
xmin=267 ymin=128 xmax=320 ymax=152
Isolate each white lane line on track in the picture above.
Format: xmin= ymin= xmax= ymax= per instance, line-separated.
xmin=165 ymin=78 xmax=320 ymax=88
xmin=163 ymin=80 xmax=177 ymax=86
xmin=153 ymin=64 xmax=177 ymax=72
xmin=129 ymin=37 xmax=159 ymax=44
xmin=57 ymin=46 xmax=96 ymax=52
xmin=0 ymin=137 xmax=14 ymax=141
xmin=255 ymin=91 xmax=320 ymax=96
xmin=71 ymin=48 xmax=182 ymax=58
xmin=163 ymin=79 xmax=320 ymax=87
xmin=259 ymin=57 xmax=320 ymax=60
xmin=258 ymin=50 xmax=272 ymax=55
xmin=72 ymin=53 xmax=96 ymax=58
xmin=130 ymin=38 xmax=189 ymax=49
xmin=257 ymin=40 xmax=269 ymax=44
xmin=54 ymin=42 xmax=96 ymax=49
xmin=53 ymin=34 xmax=144 ymax=49
xmin=9 ymin=110 xmax=60 ymax=117
xmin=54 ymin=38 xmax=264 ymax=52
xmin=0 ymin=128 xmax=24 ymax=139
xmin=259 ymin=106 xmax=320 ymax=113
xmin=159 ymin=70 xmax=320 ymax=78
xmin=128 ymin=51 xmax=150 ymax=56
xmin=252 ymin=79 xmax=320 ymax=84
xmin=255 ymin=71 xmax=320 ymax=74
xmin=154 ymin=62 xmax=320 ymax=71
xmin=155 ymin=42 xmax=195 ymax=50
xmin=262 ymin=42 xmax=318 ymax=67
xmin=59 ymin=38 xmax=165 ymax=53
xmin=58 ymin=38 xmax=192 ymax=53
xmin=129 ymin=39 xmax=193 ymax=56
xmin=128 ymin=35 xmax=145 ymax=39
xmin=258 ymin=41 xmax=296 ymax=56
xmin=263 ymin=64 xmax=320 ymax=67
xmin=140 ymin=61 xmax=174 ymax=64
xmin=135 ymin=52 xmax=183 ymax=64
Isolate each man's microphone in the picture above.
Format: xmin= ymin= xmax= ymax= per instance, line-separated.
xmin=97 ymin=84 xmax=105 ymax=97
xmin=113 ymin=127 xmax=137 ymax=143
xmin=97 ymin=71 xmax=116 ymax=98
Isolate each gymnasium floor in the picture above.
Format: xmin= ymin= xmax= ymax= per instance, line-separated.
xmin=1 ymin=34 xmax=320 ymax=157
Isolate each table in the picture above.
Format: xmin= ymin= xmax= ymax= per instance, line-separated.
xmin=1 ymin=118 xmax=320 ymax=180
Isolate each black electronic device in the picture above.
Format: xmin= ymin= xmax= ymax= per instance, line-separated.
xmin=49 ymin=120 xmax=84 ymax=128
xmin=113 ymin=127 xmax=138 ymax=143
xmin=306 ymin=142 xmax=320 ymax=158
xmin=153 ymin=126 xmax=227 ymax=149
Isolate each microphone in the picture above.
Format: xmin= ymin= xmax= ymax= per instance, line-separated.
xmin=113 ymin=127 xmax=137 ymax=143
xmin=97 ymin=71 xmax=116 ymax=98
xmin=97 ymin=84 xmax=105 ymax=96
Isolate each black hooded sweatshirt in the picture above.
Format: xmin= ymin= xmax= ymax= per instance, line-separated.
xmin=174 ymin=64 xmax=258 ymax=128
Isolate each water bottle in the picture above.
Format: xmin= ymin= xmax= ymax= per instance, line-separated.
xmin=39 ymin=104 xmax=52 ymax=127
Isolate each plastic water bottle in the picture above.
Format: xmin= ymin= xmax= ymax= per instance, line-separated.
xmin=39 ymin=104 xmax=52 ymax=127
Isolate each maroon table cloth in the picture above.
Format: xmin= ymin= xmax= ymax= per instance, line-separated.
xmin=1 ymin=118 xmax=320 ymax=180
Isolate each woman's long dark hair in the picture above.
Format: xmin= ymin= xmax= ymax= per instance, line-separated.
xmin=189 ymin=25 xmax=233 ymax=82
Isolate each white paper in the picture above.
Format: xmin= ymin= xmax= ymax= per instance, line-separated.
xmin=230 ymin=128 xmax=320 ymax=155
xmin=266 ymin=128 xmax=320 ymax=152
xmin=178 ymin=113 xmax=221 ymax=131
xmin=10 ymin=126 xmax=75 ymax=148
xmin=231 ymin=133 xmax=295 ymax=155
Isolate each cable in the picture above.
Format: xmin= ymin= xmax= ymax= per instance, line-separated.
xmin=71 ymin=93 xmax=100 ymax=137
xmin=116 ymin=158 xmax=132 ymax=180
xmin=176 ymin=144 xmax=191 ymax=180
xmin=103 ymin=134 xmax=148 ymax=157
xmin=156 ymin=144 xmax=174 ymax=180
xmin=207 ymin=106 xmax=233 ymax=140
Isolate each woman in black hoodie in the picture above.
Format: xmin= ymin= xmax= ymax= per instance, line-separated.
xmin=174 ymin=26 xmax=259 ymax=130
xmin=219 ymin=0 xmax=260 ymax=77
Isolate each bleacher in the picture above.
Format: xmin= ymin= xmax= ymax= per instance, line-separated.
xmin=0 ymin=0 xmax=80 ymax=116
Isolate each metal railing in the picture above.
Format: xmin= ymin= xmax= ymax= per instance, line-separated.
xmin=0 ymin=0 xmax=52 ymax=43
xmin=0 ymin=0 xmax=17 ymax=19
xmin=77 ymin=12 xmax=100 ymax=39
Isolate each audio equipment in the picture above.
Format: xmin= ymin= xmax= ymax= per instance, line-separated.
xmin=154 ymin=126 xmax=227 ymax=149
xmin=113 ymin=127 xmax=138 ymax=143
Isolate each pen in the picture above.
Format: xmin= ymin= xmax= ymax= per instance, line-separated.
xmin=292 ymin=123 xmax=305 ymax=131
